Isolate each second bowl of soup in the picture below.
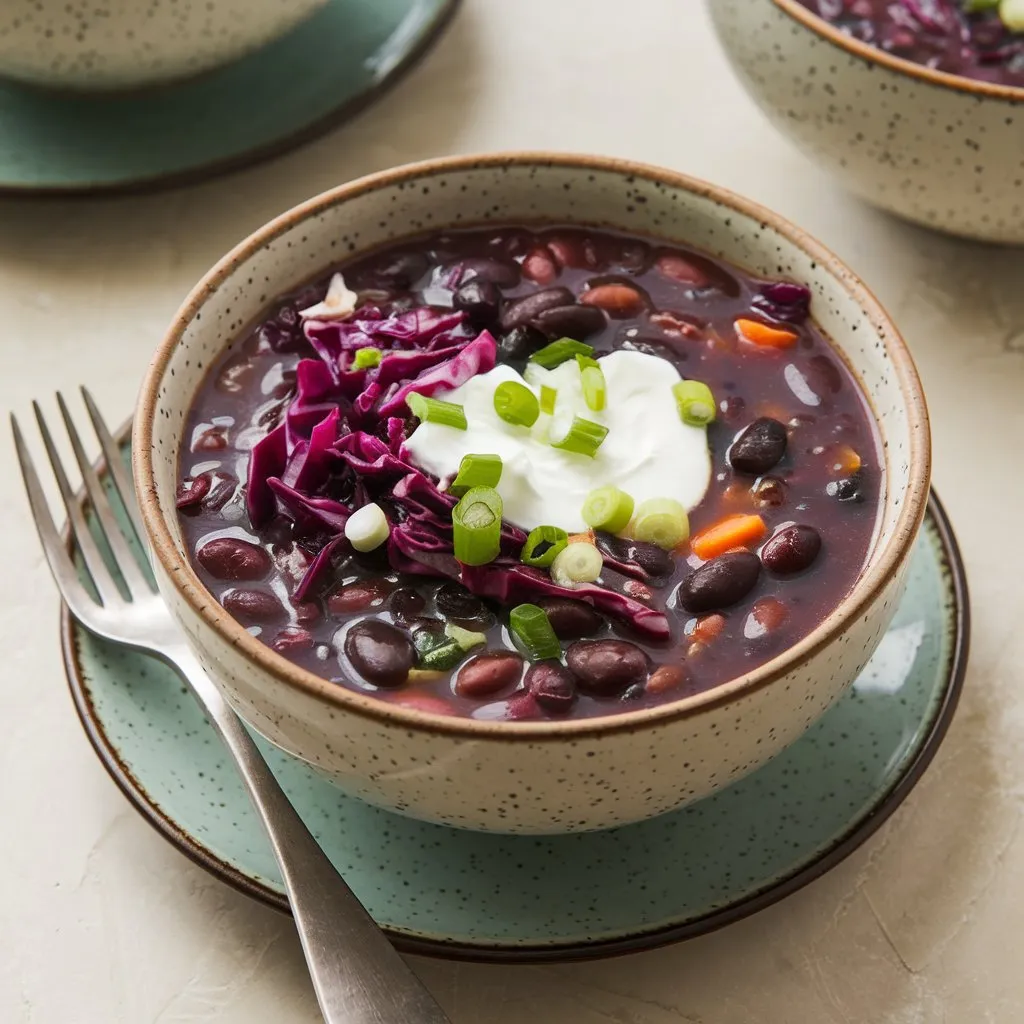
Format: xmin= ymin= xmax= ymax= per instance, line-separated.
xmin=135 ymin=154 xmax=930 ymax=833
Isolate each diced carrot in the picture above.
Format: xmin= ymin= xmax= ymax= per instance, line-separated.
xmin=691 ymin=514 xmax=768 ymax=560
xmin=567 ymin=530 xmax=596 ymax=546
xmin=825 ymin=443 xmax=862 ymax=477
xmin=735 ymin=317 xmax=799 ymax=349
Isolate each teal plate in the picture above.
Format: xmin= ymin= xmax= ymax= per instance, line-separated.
xmin=62 ymin=491 xmax=968 ymax=963
xmin=0 ymin=0 xmax=458 ymax=194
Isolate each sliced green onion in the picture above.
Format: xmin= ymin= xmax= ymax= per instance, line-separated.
xmin=1001 ymin=0 xmax=1024 ymax=30
xmin=449 ymin=453 xmax=502 ymax=498
xmin=539 ymin=385 xmax=557 ymax=415
xmin=550 ymin=542 xmax=603 ymax=587
xmin=632 ymin=497 xmax=689 ymax=550
xmin=509 ymin=604 xmax=561 ymax=660
xmin=344 ymin=501 xmax=390 ymax=552
xmin=529 ymin=338 xmax=594 ymax=369
xmin=575 ymin=354 xmax=608 ymax=412
xmin=444 ymin=622 xmax=487 ymax=650
xmin=452 ymin=486 xmax=503 ymax=565
xmin=407 ymin=392 xmax=467 ymax=430
xmin=418 ymin=637 xmax=466 ymax=671
xmin=493 ymin=380 xmax=540 ymax=427
xmin=582 ymin=486 xmax=634 ymax=534
xmin=353 ymin=347 xmax=382 ymax=370
xmin=549 ymin=413 xmax=608 ymax=458
xmin=520 ymin=525 xmax=569 ymax=568
xmin=672 ymin=380 xmax=716 ymax=427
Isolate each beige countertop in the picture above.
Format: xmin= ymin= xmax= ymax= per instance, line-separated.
xmin=1 ymin=1 xmax=1022 ymax=1020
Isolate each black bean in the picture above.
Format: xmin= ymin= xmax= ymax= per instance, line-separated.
xmin=453 ymin=279 xmax=501 ymax=328
xmin=435 ymin=582 xmax=486 ymax=621
xmin=532 ymin=303 xmax=607 ymax=340
xmin=536 ymin=597 xmax=603 ymax=639
xmin=344 ymin=621 xmax=415 ymax=688
xmin=197 ymin=537 xmax=271 ymax=582
xmin=458 ymin=256 xmax=521 ymax=287
xmin=762 ymin=525 xmax=822 ymax=575
xmin=828 ymin=475 xmax=864 ymax=503
xmin=751 ymin=476 xmax=787 ymax=509
xmin=594 ymin=533 xmax=675 ymax=579
xmin=566 ymin=640 xmax=649 ymax=696
xmin=368 ymin=251 xmax=428 ymax=289
xmin=455 ymin=651 xmax=524 ymax=698
xmin=526 ymin=662 xmax=578 ymax=714
xmin=500 ymin=287 xmax=574 ymax=331
xmin=499 ymin=325 xmax=547 ymax=363
xmin=389 ymin=587 xmax=427 ymax=623
xmin=328 ymin=579 xmax=393 ymax=615
xmin=221 ymin=589 xmax=285 ymax=624
xmin=676 ymin=551 xmax=761 ymax=613
xmin=729 ymin=418 xmax=788 ymax=475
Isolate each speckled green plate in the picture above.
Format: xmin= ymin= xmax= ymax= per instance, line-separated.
xmin=62 ymin=476 xmax=968 ymax=962
xmin=0 ymin=0 xmax=458 ymax=194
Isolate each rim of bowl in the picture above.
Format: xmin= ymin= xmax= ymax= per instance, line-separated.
xmin=134 ymin=151 xmax=931 ymax=742
xmin=772 ymin=0 xmax=1024 ymax=102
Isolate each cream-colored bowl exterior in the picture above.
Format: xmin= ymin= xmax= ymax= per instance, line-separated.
xmin=134 ymin=154 xmax=930 ymax=834
xmin=709 ymin=0 xmax=1024 ymax=244
xmin=0 ymin=0 xmax=326 ymax=91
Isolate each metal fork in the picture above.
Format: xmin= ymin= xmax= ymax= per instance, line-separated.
xmin=13 ymin=391 xmax=451 ymax=1024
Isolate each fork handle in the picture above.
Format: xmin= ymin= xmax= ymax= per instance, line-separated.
xmin=160 ymin=642 xmax=451 ymax=1024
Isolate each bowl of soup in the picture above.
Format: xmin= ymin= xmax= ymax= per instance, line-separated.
xmin=708 ymin=0 xmax=1024 ymax=243
xmin=134 ymin=153 xmax=930 ymax=834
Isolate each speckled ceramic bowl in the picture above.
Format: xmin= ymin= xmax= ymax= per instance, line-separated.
xmin=0 ymin=0 xmax=327 ymax=91
xmin=708 ymin=0 xmax=1024 ymax=244
xmin=134 ymin=153 xmax=931 ymax=835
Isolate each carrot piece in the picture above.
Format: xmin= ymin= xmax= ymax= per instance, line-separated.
xmin=691 ymin=514 xmax=767 ymax=560
xmin=735 ymin=317 xmax=799 ymax=349
xmin=567 ymin=530 xmax=596 ymax=546
xmin=825 ymin=443 xmax=862 ymax=477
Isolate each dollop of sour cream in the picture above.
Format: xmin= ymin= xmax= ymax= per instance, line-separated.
xmin=403 ymin=350 xmax=711 ymax=534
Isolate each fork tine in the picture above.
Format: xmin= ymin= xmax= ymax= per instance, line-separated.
xmin=32 ymin=401 xmax=123 ymax=608
xmin=12 ymin=414 xmax=102 ymax=624
xmin=57 ymin=393 xmax=153 ymax=598
xmin=81 ymin=387 xmax=147 ymax=548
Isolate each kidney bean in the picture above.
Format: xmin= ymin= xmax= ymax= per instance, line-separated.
xmin=221 ymin=588 xmax=284 ymax=624
xmin=729 ymin=418 xmax=788 ymax=475
xmin=580 ymin=282 xmax=646 ymax=318
xmin=500 ymin=287 xmax=573 ymax=331
xmin=271 ymin=626 xmax=314 ymax=653
xmin=215 ymin=354 xmax=257 ymax=394
xmin=455 ymin=651 xmax=524 ymax=698
xmin=655 ymin=253 xmax=710 ymax=288
xmin=328 ymin=579 xmax=394 ymax=615
xmin=344 ymin=621 xmax=415 ymax=688
xmin=624 ymin=580 xmax=654 ymax=602
xmin=176 ymin=474 xmax=211 ymax=511
xmin=566 ymin=639 xmax=649 ymax=696
xmin=526 ymin=661 xmax=578 ymax=714
xmin=192 ymin=425 xmax=228 ymax=452
xmin=459 ymin=255 xmax=521 ymax=287
xmin=295 ymin=601 xmax=322 ymax=624
xmin=761 ymin=525 xmax=822 ymax=575
xmin=389 ymin=587 xmax=426 ymax=623
xmin=453 ymin=279 xmax=501 ymax=328
xmin=532 ymin=303 xmax=607 ymax=340
xmin=197 ymin=537 xmax=271 ymax=581
xmin=203 ymin=471 xmax=238 ymax=512
xmin=435 ymin=583 xmax=486 ymax=621
xmin=522 ymin=247 xmax=558 ymax=285
xmin=690 ymin=613 xmax=727 ymax=644
xmin=645 ymin=664 xmax=688 ymax=696
xmin=536 ymin=597 xmax=603 ymax=639
xmin=544 ymin=234 xmax=595 ymax=269
xmin=676 ymin=551 xmax=761 ymax=613
xmin=499 ymin=325 xmax=547 ymax=363
xmin=649 ymin=311 xmax=703 ymax=340
xmin=751 ymin=476 xmax=787 ymax=509
xmin=388 ymin=691 xmax=458 ymax=716
xmin=744 ymin=597 xmax=788 ymax=640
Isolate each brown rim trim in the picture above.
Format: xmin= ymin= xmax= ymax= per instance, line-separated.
xmin=773 ymin=0 xmax=1024 ymax=103
xmin=134 ymin=151 xmax=932 ymax=741
xmin=62 ymin=491 xmax=969 ymax=963
xmin=0 ymin=0 xmax=461 ymax=198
